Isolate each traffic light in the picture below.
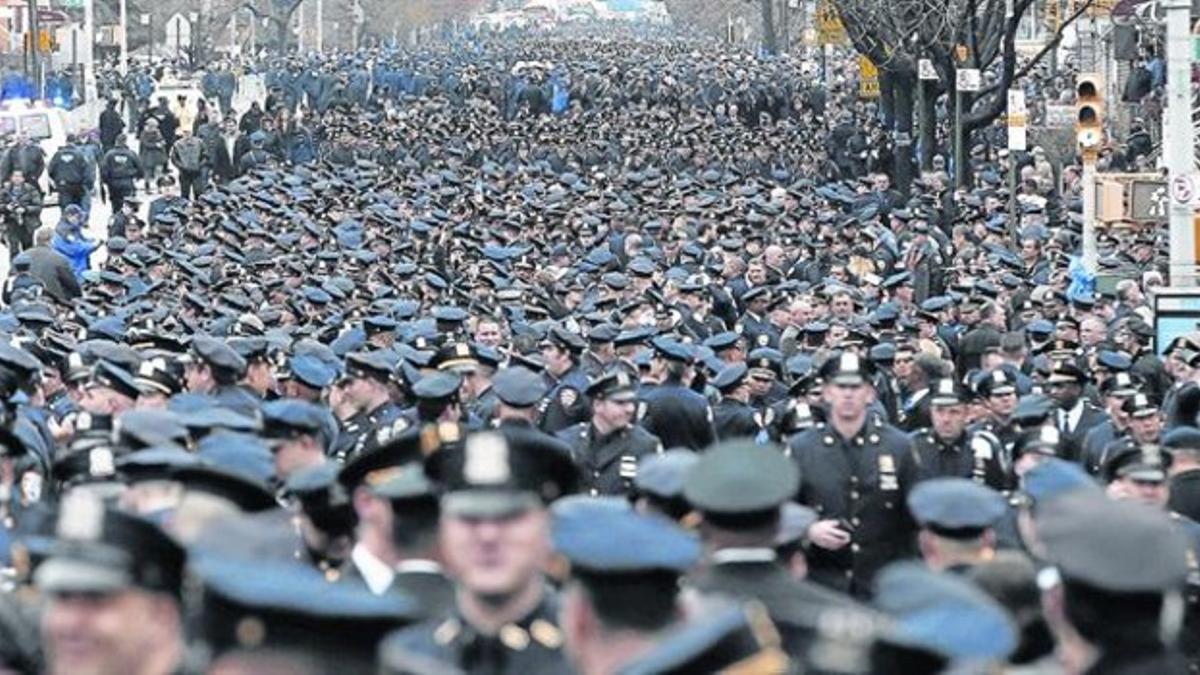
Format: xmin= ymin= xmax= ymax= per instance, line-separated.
xmin=1075 ymin=74 xmax=1103 ymax=152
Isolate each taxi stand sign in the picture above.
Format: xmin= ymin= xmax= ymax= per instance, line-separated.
xmin=1007 ymin=89 xmax=1027 ymax=151
xmin=859 ymin=56 xmax=879 ymax=99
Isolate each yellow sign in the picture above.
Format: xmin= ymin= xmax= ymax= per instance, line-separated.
xmin=859 ymin=56 xmax=880 ymax=99
xmin=24 ymin=29 xmax=53 ymax=54
xmin=815 ymin=0 xmax=848 ymax=46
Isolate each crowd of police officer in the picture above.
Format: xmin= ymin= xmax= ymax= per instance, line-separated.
xmin=0 ymin=19 xmax=1188 ymax=675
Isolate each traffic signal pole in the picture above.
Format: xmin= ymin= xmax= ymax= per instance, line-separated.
xmin=1076 ymin=75 xmax=1103 ymax=275
xmin=1082 ymin=153 xmax=1097 ymax=272
xmin=1164 ymin=0 xmax=1196 ymax=286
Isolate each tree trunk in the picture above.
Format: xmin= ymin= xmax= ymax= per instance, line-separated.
xmin=892 ymin=69 xmax=916 ymax=195
xmin=956 ymin=92 xmax=975 ymax=189
xmin=760 ymin=0 xmax=777 ymax=54
xmin=879 ymin=71 xmax=895 ymax=129
xmin=918 ymin=81 xmax=937 ymax=171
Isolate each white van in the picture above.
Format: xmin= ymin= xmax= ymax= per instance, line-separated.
xmin=0 ymin=99 xmax=68 ymax=160
xmin=0 ymin=99 xmax=68 ymax=193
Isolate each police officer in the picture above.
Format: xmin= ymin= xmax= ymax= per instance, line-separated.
xmin=184 ymin=335 xmax=260 ymax=419
xmin=284 ymin=463 xmax=355 ymax=582
xmin=261 ymin=398 xmax=330 ymax=483
xmin=538 ymin=326 xmax=590 ymax=434
xmin=639 ymin=336 xmax=716 ymax=451
xmin=790 ymin=352 xmax=920 ymax=597
xmin=383 ymin=426 xmax=578 ymax=674
xmin=558 ymin=370 xmax=662 ymax=497
xmin=548 ymin=497 xmax=709 ymax=675
xmin=909 ymin=378 xmax=1009 ymax=490
xmin=37 ymin=493 xmax=189 ymax=675
xmin=1037 ymin=490 xmax=1190 ymax=673
xmin=337 ymin=350 xmax=405 ymax=460
xmin=736 ymin=286 xmax=781 ymax=350
xmin=99 ymin=136 xmax=143 ymax=213
xmin=406 ymin=372 xmax=466 ymax=428
xmin=906 ymin=477 xmax=1007 ymax=573
xmin=374 ymin=465 xmax=456 ymax=617
xmin=335 ymin=427 xmax=423 ymax=596
xmin=684 ymin=438 xmax=867 ymax=658
xmin=580 ymin=323 xmax=618 ymax=378
xmin=971 ymin=369 xmax=1020 ymax=451
xmin=47 ymin=136 xmax=94 ymax=209
xmin=191 ymin=553 xmax=417 ymax=674
xmin=711 ymin=362 xmax=762 ymax=441
xmin=1080 ymin=371 xmax=1141 ymax=475
xmin=239 ymin=132 xmax=275 ymax=174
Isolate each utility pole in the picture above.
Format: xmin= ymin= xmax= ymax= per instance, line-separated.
xmin=1164 ymin=0 xmax=1195 ymax=286
xmin=27 ymin=0 xmax=41 ymax=97
xmin=118 ymin=0 xmax=128 ymax=75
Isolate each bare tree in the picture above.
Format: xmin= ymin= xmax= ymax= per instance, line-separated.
xmin=240 ymin=0 xmax=305 ymax=52
xmin=832 ymin=0 xmax=1095 ymax=189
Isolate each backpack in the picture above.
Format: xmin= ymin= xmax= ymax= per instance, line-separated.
xmin=175 ymin=139 xmax=203 ymax=172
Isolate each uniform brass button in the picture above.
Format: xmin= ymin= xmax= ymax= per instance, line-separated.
xmin=850 ymin=491 xmax=859 ymax=499
xmin=851 ymin=517 xmax=860 ymax=526
xmin=851 ymin=543 xmax=860 ymax=553
xmin=589 ymin=489 xmax=598 ymax=496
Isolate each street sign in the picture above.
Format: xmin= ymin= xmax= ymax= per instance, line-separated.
xmin=1171 ymin=174 xmax=1197 ymax=206
xmin=1130 ymin=179 xmax=1169 ymax=221
xmin=956 ymin=69 xmax=981 ymax=92
xmin=37 ymin=10 xmax=69 ymax=24
xmin=859 ymin=56 xmax=880 ymax=99
xmin=1007 ymin=89 xmax=1026 ymax=116
xmin=1043 ymin=104 xmax=1075 ymax=128
xmin=1007 ymin=89 xmax=1027 ymax=151
xmin=918 ymin=59 xmax=937 ymax=81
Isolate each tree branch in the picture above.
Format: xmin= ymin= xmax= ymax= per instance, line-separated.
xmin=973 ymin=0 xmax=1096 ymax=99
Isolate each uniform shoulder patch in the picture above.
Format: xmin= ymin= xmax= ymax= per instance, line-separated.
xmin=970 ymin=435 xmax=994 ymax=459
xmin=560 ymin=388 xmax=578 ymax=408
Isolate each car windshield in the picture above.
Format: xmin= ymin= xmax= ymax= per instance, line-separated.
xmin=19 ymin=113 xmax=50 ymax=140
